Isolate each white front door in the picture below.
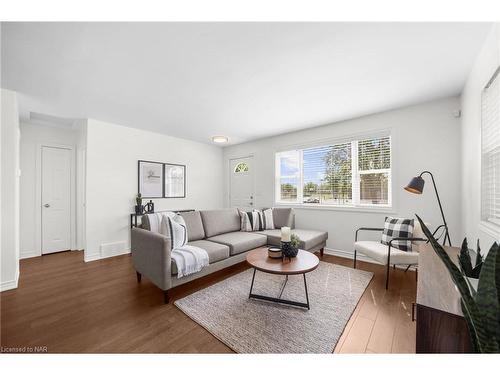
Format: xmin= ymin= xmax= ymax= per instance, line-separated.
xmin=229 ymin=156 xmax=254 ymax=210
xmin=41 ymin=146 xmax=71 ymax=254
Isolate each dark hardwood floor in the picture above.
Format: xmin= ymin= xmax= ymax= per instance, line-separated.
xmin=0 ymin=251 xmax=416 ymax=353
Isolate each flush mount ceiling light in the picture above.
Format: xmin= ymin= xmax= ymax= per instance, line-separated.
xmin=211 ymin=136 xmax=229 ymax=144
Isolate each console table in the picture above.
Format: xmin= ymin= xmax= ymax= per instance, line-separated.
xmin=416 ymin=243 xmax=473 ymax=353
xmin=130 ymin=209 xmax=195 ymax=228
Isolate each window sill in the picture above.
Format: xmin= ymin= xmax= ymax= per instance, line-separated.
xmin=274 ymin=202 xmax=396 ymax=214
xmin=479 ymin=220 xmax=500 ymax=239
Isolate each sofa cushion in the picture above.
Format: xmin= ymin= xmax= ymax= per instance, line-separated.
xmin=180 ymin=211 xmax=205 ymax=241
xmin=200 ymin=209 xmax=241 ymax=237
xmin=260 ymin=229 xmax=327 ymax=251
xmin=171 ymin=240 xmax=230 ymax=275
xmin=272 ymin=207 xmax=295 ymax=229
xmin=207 ymin=232 xmax=267 ymax=255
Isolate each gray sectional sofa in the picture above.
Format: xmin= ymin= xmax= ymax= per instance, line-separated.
xmin=131 ymin=207 xmax=328 ymax=303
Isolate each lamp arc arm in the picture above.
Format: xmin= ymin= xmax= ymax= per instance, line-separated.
xmin=418 ymin=171 xmax=451 ymax=246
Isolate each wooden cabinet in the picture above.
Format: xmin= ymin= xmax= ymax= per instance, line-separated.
xmin=415 ymin=244 xmax=472 ymax=353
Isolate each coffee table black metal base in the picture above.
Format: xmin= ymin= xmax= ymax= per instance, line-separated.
xmin=248 ymin=268 xmax=310 ymax=310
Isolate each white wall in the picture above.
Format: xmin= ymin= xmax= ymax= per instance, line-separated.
xmin=84 ymin=119 xmax=224 ymax=262
xmin=224 ymin=97 xmax=462 ymax=256
xmin=75 ymin=119 xmax=87 ymax=251
xmin=461 ymin=23 xmax=500 ymax=253
xmin=19 ymin=122 xmax=82 ymax=258
xmin=1 ymin=88 xmax=20 ymax=291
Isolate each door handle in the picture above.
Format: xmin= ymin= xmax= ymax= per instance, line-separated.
xmin=44 ymin=204 xmax=50 ymax=208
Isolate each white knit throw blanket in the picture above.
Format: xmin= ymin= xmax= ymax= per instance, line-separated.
xmin=154 ymin=212 xmax=209 ymax=279
xmin=171 ymin=245 xmax=209 ymax=278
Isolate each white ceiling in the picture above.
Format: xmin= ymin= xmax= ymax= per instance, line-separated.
xmin=1 ymin=22 xmax=491 ymax=145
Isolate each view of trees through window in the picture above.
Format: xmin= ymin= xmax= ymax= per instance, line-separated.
xmin=234 ymin=162 xmax=249 ymax=173
xmin=358 ymin=137 xmax=390 ymax=205
xmin=276 ymin=136 xmax=391 ymax=206
xmin=302 ymin=143 xmax=352 ymax=204
xmin=279 ymin=152 xmax=299 ymax=201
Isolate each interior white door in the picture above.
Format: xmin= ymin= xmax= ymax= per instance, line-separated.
xmin=42 ymin=146 xmax=71 ymax=254
xmin=229 ymin=156 xmax=254 ymax=210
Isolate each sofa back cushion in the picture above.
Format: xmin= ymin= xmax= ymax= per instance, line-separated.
xmin=200 ymin=209 xmax=241 ymax=238
xmin=179 ymin=211 xmax=206 ymax=241
xmin=272 ymin=207 xmax=295 ymax=229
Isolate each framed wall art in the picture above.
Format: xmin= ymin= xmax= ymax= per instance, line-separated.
xmin=164 ymin=163 xmax=186 ymax=198
xmin=138 ymin=160 xmax=164 ymax=198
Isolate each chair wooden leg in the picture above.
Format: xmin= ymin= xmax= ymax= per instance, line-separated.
xmin=320 ymin=248 xmax=324 ymax=257
xmin=136 ymin=271 xmax=141 ymax=283
xmin=353 ymin=250 xmax=357 ymax=269
xmin=163 ymin=290 xmax=170 ymax=304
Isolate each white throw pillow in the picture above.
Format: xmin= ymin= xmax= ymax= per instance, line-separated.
xmin=160 ymin=213 xmax=188 ymax=249
xmin=239 ymin=209 xmax=260 ymax=232
xmin=253 ymin=208 xmax=274 ymax=230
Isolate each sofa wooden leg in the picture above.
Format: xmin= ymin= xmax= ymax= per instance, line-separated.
xmin=136 ymin=271 xmax=142 ymax=283
xmin=320 ymin=248 xmax=324 ymax=257
xmin=163 ymin=290 xmax=170 ymax=304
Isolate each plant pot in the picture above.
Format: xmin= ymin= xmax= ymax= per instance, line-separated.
xmin=135 ymin=205 xmax=143 ymax=214
xmin=281 ymin=241 xmax=298 ymax=258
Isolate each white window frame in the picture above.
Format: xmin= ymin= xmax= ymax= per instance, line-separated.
xmin=480 ymin=65 xmax=500 ymax=234
xmin=275 ymin=135 xmax=392 ymax=210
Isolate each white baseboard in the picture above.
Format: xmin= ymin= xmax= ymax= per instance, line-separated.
xmin=84 ymin=252 xmax=101 ymax=262
xmin=100 ymin=241 xmax=129 ymax=259
xmin=324 ymin=247 xmax=373 ymax=262
xmin=84 ymin=247 xmax=131 ymax=262
xmin=20 ymin=251 xmax=39 ymax=260
xmin=100 ymin=248 xmax=131 ymax=260
xmin=1 ymin=268 xmax=19 ymax=292
xmin=324 ymin=247 xmax=416 ymax=271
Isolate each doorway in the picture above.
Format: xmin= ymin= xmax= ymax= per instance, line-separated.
xmin=229 ymin=156 xmax=255 ymax=210
xmin=41 ymin=146 xmax=72 ymax=254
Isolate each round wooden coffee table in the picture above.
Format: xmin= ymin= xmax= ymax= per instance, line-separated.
xmin=246 ymin=247 xmax=320 ymax=309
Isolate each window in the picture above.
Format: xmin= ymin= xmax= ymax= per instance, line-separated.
xmin=358 ymin=137 xmax=391 ymax=205
xmin=275 ymin=135 xmax=391 ymax=208
xmin=277 ymin=151 xmax=300 ymax=202
xmin=234 ymin=162 xmax=249 ymax=173
xmin=481 ymin=66 xmax=500 ymax=227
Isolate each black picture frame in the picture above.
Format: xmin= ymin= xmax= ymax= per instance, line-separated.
xmin=163 ymin=163 xmax=186 ymax=198
xmin=138 ymin=160 xmax=164 ymax=198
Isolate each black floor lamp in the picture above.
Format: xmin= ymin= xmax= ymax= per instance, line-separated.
xmin=404 ymin=171 xmax=452 ymax=246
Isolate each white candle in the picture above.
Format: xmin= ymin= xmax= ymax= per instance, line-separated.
xmin=281 ymin=226 xmax=291 ymax=242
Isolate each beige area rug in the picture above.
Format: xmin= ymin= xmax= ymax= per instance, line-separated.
xmin=174 ymin=261 xmax=373 ymax=353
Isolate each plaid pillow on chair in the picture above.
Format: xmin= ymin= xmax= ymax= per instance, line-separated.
xmin=381 ymin=217 xmax=414 ymax=251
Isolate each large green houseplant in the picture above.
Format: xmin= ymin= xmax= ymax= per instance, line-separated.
xmin=416 ymin=215 xmax=500 ymax=353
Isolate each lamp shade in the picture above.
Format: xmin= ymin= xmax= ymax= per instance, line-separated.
xmin=404 ymin=176 xmax=425 ymax=194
